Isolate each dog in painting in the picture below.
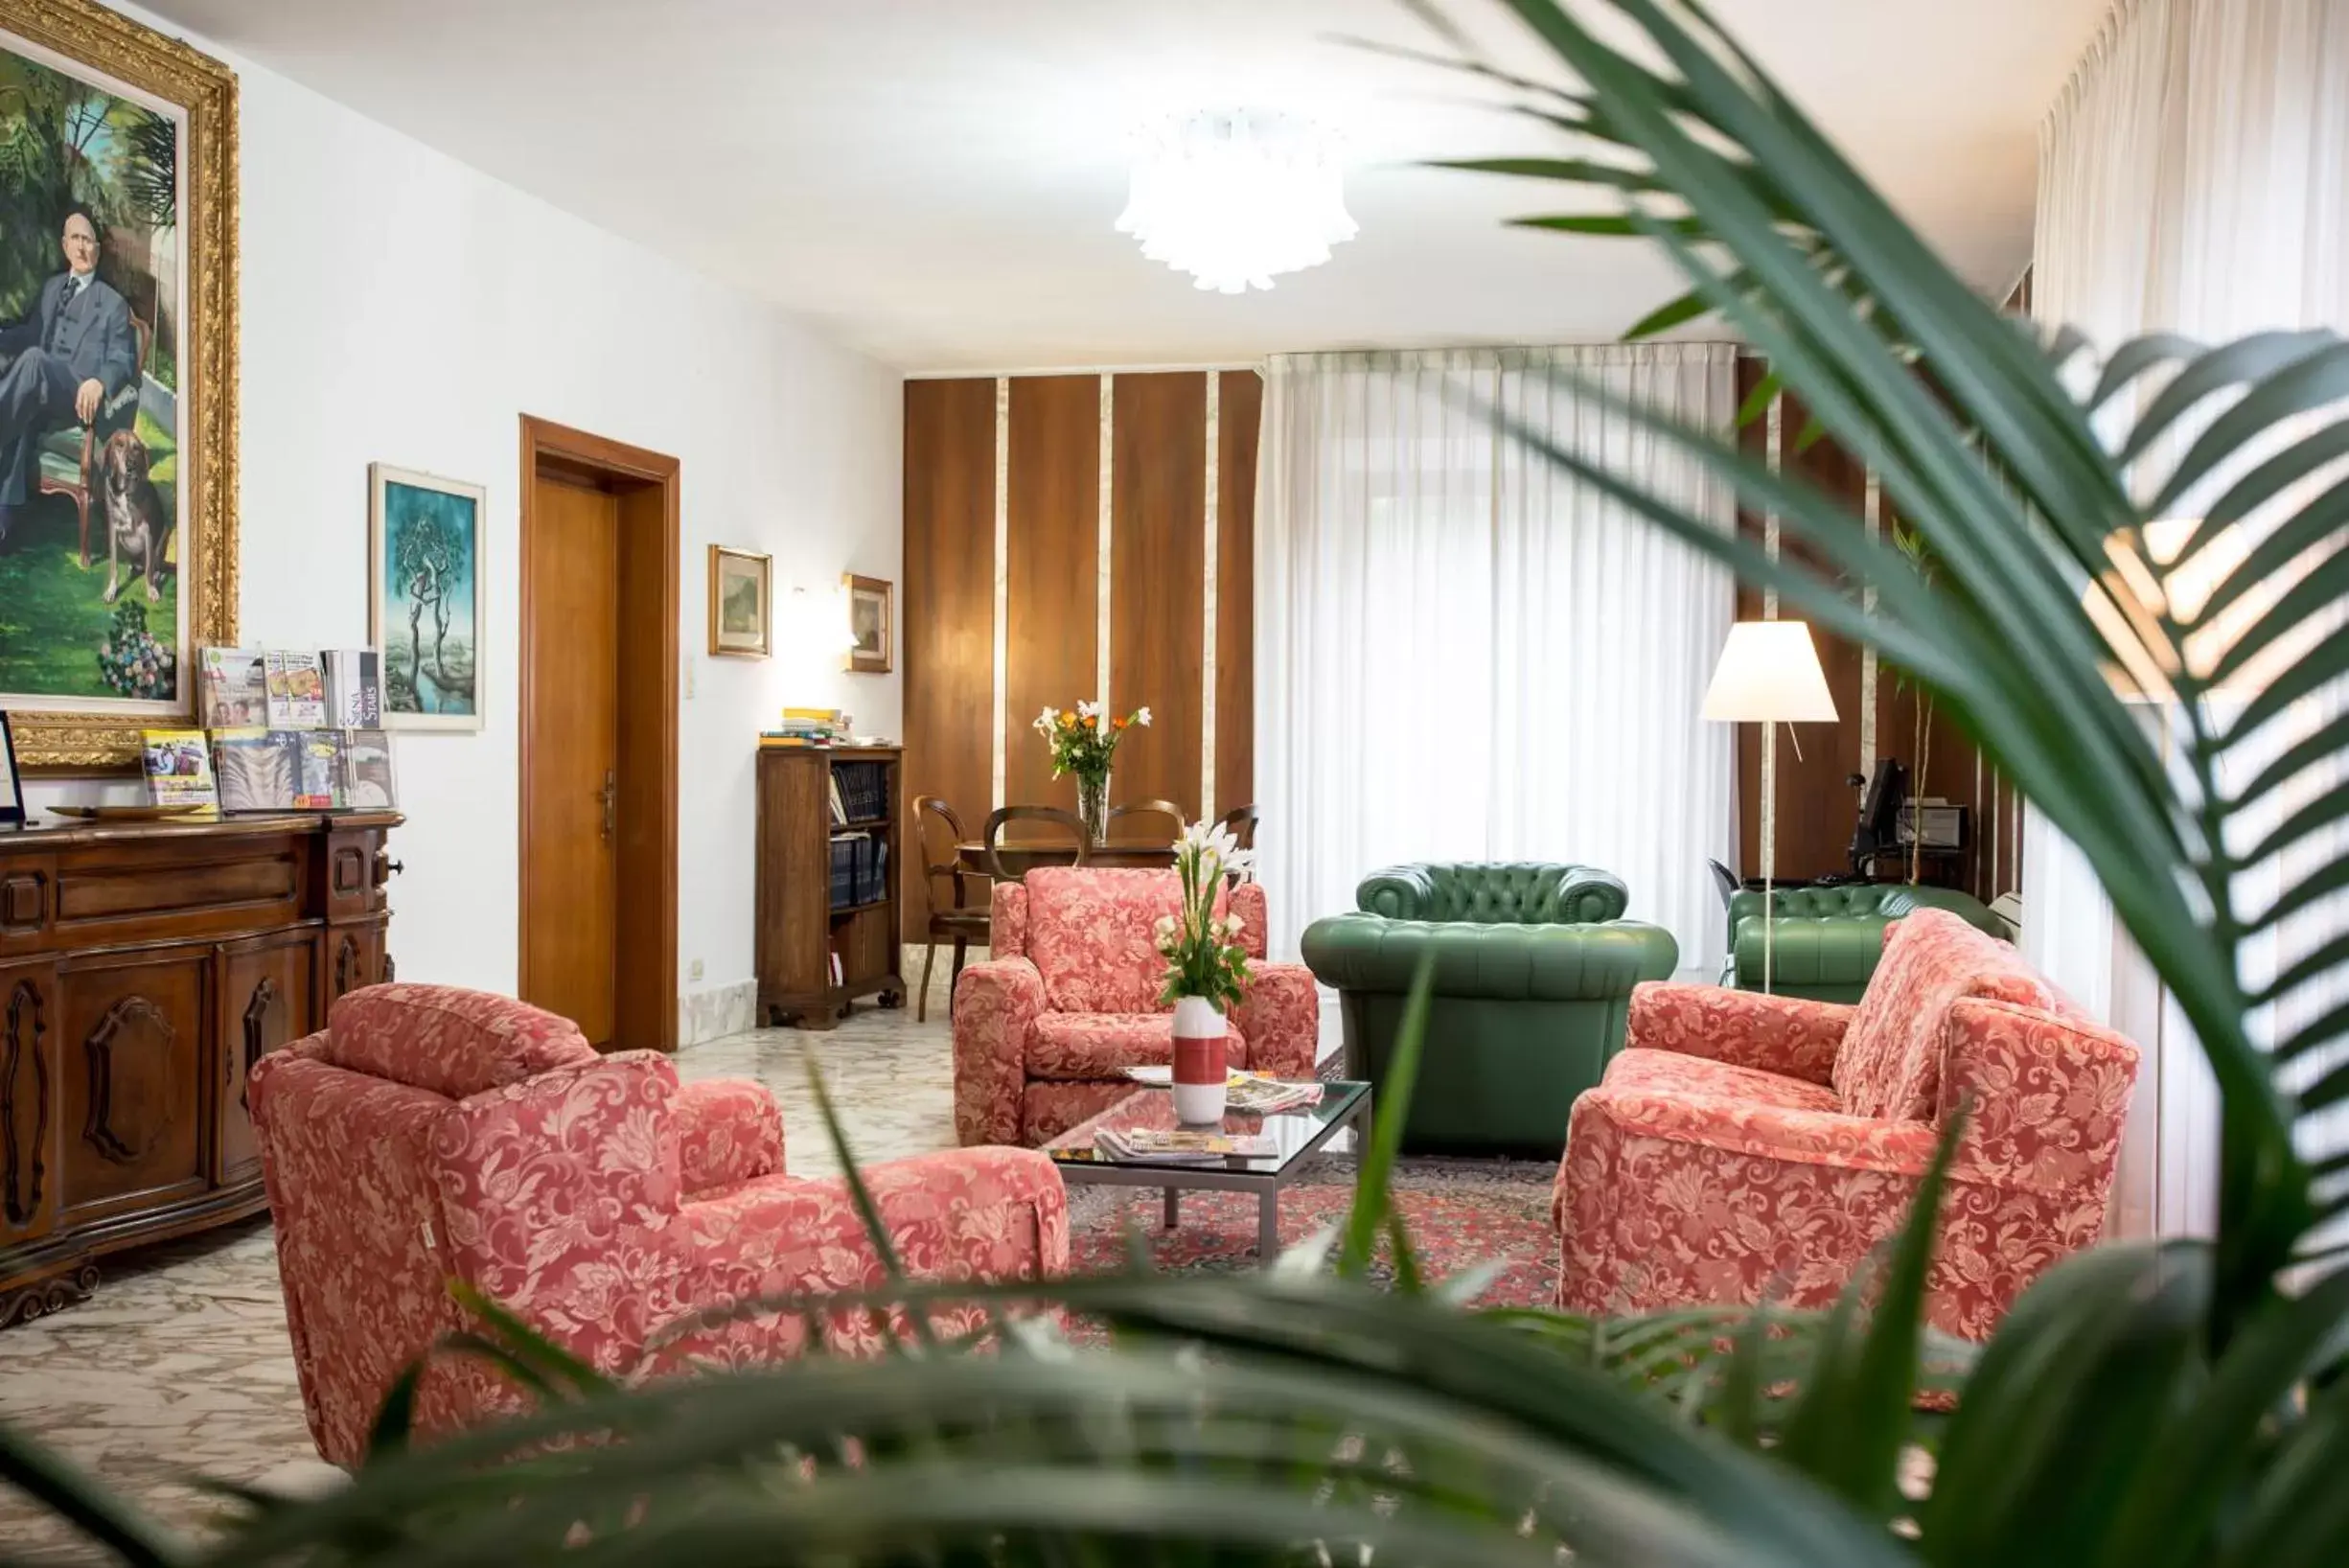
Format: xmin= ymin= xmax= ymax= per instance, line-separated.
xmin=100 ymin=428 xmax=172 ymax=605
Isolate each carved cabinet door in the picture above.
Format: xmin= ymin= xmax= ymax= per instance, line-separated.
xmin=0 ymin=959 xmax=59 ymax=1249
xmin=215 ymin=929 xmax=321 ymax=1188
xmin=323 ymin=918 xmax=390 ymax=1006
xmin=57 ymin=948 xmax=209 ymax=1221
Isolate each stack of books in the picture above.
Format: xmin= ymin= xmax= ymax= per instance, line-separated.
xmin=1094 ymin=1127 xmax=1276 ymax=1164
xmin=832 ymin=760 xmax=888 ymax=822
xmin=146 ymin=645 xmax=399 ymax=815
xmin=762 ymin=706 xmax=846 ymax=748
xmin=828 ymin=833 xmax=889 ymax=909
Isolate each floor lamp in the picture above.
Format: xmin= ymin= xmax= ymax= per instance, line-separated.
xmin=1701 ymin=620 xmax=1839 ymax=994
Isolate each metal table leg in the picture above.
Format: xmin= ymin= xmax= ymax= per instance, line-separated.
xmin=1163 ymin=1187 xmax=1180 ymax=1230
xmin=1258 ymin=1192 xmax=1279 ymax=1259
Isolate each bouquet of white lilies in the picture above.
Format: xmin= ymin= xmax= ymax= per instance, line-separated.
xmin=1154 ymin=818 xmax=1255 ymax=1011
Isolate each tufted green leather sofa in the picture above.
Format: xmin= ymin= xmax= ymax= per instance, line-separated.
xmin=1728 ymin=882 xmax=2012 ymax=1003
xmin=1301 ymin=863 xmax=1679 ymax=1156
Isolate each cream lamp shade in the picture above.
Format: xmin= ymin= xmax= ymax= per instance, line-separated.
xmin=1701 ymin=620 xmax=1840 ymax=725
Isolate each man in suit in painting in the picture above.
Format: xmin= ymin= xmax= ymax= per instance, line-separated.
xmin=0 ymin=208 xmax=138 ymax=546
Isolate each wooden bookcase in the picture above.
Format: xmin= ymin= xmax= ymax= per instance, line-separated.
xmin=753 ymin=745 xmax=907 ymax=1028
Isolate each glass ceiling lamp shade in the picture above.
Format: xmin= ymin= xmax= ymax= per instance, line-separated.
xmin=1115 ymin=109 xmax=1356 ymax=294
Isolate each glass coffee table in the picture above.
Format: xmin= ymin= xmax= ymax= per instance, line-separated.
xmin=1044 ymin=1080 xmax=1372 ymax=1261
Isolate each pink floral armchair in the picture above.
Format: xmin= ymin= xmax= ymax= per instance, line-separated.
xmin=1555 ymin=910 xmax=2139 ymax=1341
xmin=953 ymin=868 xmax=1320 ymax=1146
xmin=251 ymin=983 xmax=1068 ymax=1467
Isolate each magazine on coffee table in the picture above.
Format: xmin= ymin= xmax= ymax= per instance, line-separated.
xmin=1094 ymin=1127 xmax=1278 ymax=1164
xmin=1119 ymin=1067 xmax=1325 ymax=1116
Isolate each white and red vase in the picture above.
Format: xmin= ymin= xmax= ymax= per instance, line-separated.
xmin=1170 ymin=995 xmax=1228 ymax=1124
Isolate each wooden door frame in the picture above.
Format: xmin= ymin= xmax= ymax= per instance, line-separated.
xmin=518 ymin=414 xmax=680 ymax=1052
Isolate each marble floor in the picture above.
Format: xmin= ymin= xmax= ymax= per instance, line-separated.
xmin=0 ymin=979 xmax=961 ymax=1562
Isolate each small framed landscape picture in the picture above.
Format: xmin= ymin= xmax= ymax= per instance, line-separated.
xmin=708 ymin=545 xmax=771 ymax=658
xmin=369 ymin=464 xmax=487 ymax=732
xmin=844 ymin=574 xmax=892 ymax=674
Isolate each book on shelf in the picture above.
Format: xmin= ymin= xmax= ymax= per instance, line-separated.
xmin=828 ymin=774 xmax=847 ymax=824
xmin=263 ymin=651 xmax=328 ymax=727
xmin=140 ymin=729 xmax=219 ymax=813
xmin=1094 ymin=1127 xmax=1276 ymax=1164
xmin=323 ymin=648 xmax=382 ymax=726
xmin=197 ymin=646 xmax=268 ymax=727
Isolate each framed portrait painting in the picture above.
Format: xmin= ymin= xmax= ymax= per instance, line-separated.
xmin=369 ymin=464 xmax=486 ymax=732
xmin=707 ymin=544 xmax=770 ymax=658
xmin=0 ymin=0 xmax=238 ymax=772
xmin=844 ymin=573 xmax=891 ymax=674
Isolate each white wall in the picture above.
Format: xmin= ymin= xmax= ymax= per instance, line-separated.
xmin=29 ymin=24 xmax=904 ymax=1015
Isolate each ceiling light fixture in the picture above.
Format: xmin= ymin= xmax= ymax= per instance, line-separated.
xmin=1115 ymin=109 xmax=1356 ymax=294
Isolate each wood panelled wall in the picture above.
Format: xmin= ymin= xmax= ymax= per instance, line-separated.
xmin=902 ymin=369 xmax=1261 ymax=936
xmin=1730 ymin=357 xmax=2026 ymax=902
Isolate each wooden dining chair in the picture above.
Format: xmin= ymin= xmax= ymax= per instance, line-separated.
xmin=1107 ymin=799 xmax=1186 ymax=842
xmin=981 ymin=806 xmax=1092 ymax=883
xmin=1218 ymin=803 xmax=1259 ymax=849
xmin=912 ymin=796 xmax=991 ymax=1024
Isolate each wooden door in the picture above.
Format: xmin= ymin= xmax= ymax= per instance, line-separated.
xmin=215 ymin=929 xmax=319 ymax=1187
xmin=521 ymin=475 xmax=622 ymax=1046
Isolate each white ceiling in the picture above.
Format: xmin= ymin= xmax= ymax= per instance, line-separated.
xmin=145 ymin=0 xmax=2108 ymax=372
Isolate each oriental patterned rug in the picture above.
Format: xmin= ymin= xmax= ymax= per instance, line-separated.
xmin=1063 ymin=1154 xmax=1560 ymax=1309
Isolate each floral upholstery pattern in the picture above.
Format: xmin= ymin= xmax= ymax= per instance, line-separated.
xmin=253 ymin=988 xmax=1069 ymax=1467
xmin=1556 ymin=917 xmax=2137 ymax=1341
xmin=1231 ymin=961 xmax=1320 ymax=1079
xmin=1025 ymin=868 xmax=1228 ymax=1013
xmin=318 ymin=982 xmax=595 ymax=1100
xmin=1600 ymin=1048 xmax=1841 ymax=1115
xmin=1624 ymin=983 xmax=1854 ymax=1084
xmin=672 ymin=1077 xmax=787 ymax=1195
xmin=1833 ymin=909 xmax=2054 ymax=1120
xmin=1021 ymin=1080 xmax=1144 ymax=1147
xmin=1028 ymin=1012 xmax=1247 ymax=1080
xmin=954 ymin=870 xmax=1318 ymax=1146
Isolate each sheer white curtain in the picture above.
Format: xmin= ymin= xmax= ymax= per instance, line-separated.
xmin=1254 ymin=344 xmax=1739 ymax=973
xmin=2028 ymin=0 xmax=2349 ymax=1241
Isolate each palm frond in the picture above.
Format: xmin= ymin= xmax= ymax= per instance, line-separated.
xmin=1443 ymin=0 xmax=2345 ymax=1307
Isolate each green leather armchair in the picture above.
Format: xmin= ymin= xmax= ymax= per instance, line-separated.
xmin=1301 ymin=863 xmax=1678 ymax=1157
xmin=1728 ymin=882 xmax=2012 ymax=1003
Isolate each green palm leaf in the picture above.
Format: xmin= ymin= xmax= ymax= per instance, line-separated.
xmin=1446 ymin=0 xmax=2344 ymax=1306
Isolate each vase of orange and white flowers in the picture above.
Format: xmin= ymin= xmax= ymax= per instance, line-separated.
xmin=1153 ymin=818 xmax=1255 ymax=1123
xmin=1032 ymin=700 xmax=1150 ymax=844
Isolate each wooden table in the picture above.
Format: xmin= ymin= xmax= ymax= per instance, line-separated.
xmin=956 ymin=838 xmax=1177 ymax=878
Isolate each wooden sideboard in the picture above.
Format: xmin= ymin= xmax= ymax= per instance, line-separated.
xmin=0 ymin=811 xmax=401 ymax=1326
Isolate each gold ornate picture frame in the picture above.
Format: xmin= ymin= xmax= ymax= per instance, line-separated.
xmin=843 ymin=573 xmax=891 ymax=674
xmin=0 ymin=0 xmax=237 ymax=772
xmin=707 ymin=545 xmax=771 ymax=658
